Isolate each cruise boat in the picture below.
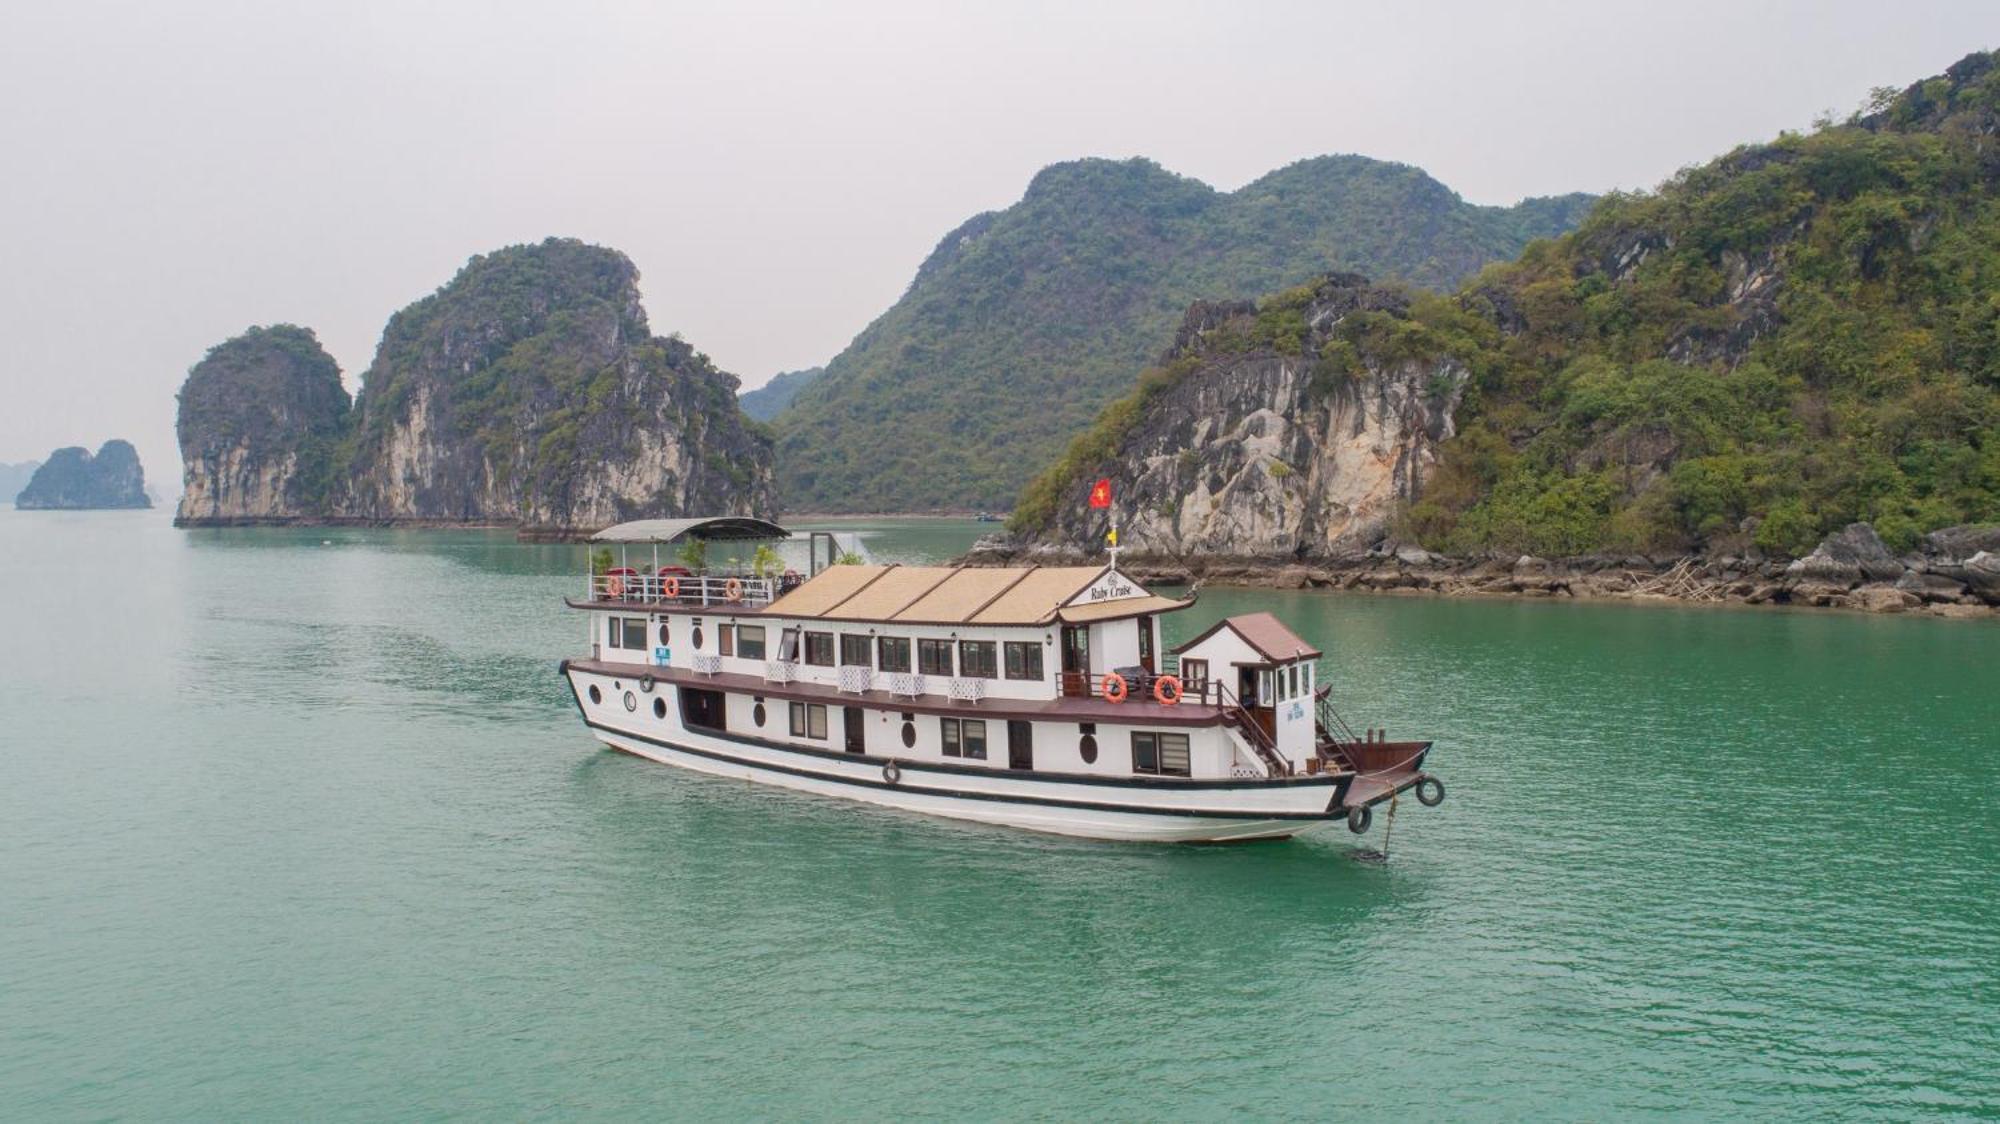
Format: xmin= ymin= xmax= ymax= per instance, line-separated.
xmin=558 ymin=517 xmax=1444 ymax=842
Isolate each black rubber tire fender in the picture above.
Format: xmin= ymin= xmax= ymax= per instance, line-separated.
xmin=1415 ymin=776 xmax=1445 ymax=807
xmin=639 ymin=674 xmax=656 ymax=693
xmin=882 ymin=761 xmax=902 ymax=786
xmin=1347 ymin=804 xmax=1372 ymax=834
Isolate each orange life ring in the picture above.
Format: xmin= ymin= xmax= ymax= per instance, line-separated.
xmin=1153 ymin=675 xmax=1182 ymax=706
xmin=607 ymin=574 xmax=625 ymax=598
xmin=1101 ymin=673 xmax=1127 ymax=703
xmin=724 ymin=577 xmax=745 ymax=602
xmin=662 ymin=576 xmax=680 ymax=598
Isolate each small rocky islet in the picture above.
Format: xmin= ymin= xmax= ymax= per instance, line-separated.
xmin=14 ymin=440 xmax=151 ymax=510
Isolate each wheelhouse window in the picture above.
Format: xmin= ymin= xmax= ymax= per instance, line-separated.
xmin=608 ymin=616 xmax=647 ymax=650
xmin=958 ymin=640 xmax=997 ymax=679
xmin=804 ymin=631 xmax=835 ymax=667
xmin=941 ymin=717 xmax=987 ymax=760
xmin=877 ymin=636 xmax=912 ymax=673
xmin=1132 ymin=732 xmax=1191 ymax=777
xmin=1288 ymin=665 xmax=1301 ymax=699
xmin=917 ymin=638 xmax=954 ymax=677
xmin=840 ymin=635 xmax=873 ymax=666
xmin=1180 ymin=659 xmax=1208 ymax=696
xmin=1003 ymin=641 xmax=1043 ymax=681
xmin=789 ymin=701 xmax=828 ymax=740
xmin=737 ymin=625 xmax=767 ymax=660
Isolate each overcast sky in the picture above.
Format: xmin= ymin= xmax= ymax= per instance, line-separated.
xmin=1 ymin=0 xmax=1992 ymax=490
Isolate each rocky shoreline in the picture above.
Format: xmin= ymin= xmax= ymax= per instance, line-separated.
xmin=967 ymin=522 xmax=2000 ymax=620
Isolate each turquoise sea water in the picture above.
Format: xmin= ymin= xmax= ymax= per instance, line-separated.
xmin=2 ymin=510 xmax=1996 ymax=1119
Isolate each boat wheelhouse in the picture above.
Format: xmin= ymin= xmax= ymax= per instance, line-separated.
xmin=559 ymin=517 xmax=1443 ymax=842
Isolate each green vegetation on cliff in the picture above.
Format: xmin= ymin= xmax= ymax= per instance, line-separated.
xmin=1406 ymin=51 xmax=2000 ymax=557
xmin=777 ymin=155 xmax=1592 ymax=512
xmin=738 ymin=367 xmax=822 ymax=422
xmin=1017 ymin=52 xmax=2000 ymax=559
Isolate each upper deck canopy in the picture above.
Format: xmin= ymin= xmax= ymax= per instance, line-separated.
xmin=589 ymin=516 xmax=790 ymax=544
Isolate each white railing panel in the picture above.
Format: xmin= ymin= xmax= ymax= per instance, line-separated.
xmin=691 ymin=654 xmax=722 ymax=676
xmin=886 ymin=672 xmax=926 ymax=699
xmin=947 ymin=677 xmax=986 ymax=704
xmin=764 ymin=660 xmax=798 ymax=684
xmin=838 ymin=666 xmax=873 ymax=694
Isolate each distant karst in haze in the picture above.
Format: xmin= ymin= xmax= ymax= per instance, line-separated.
xmin=1005 ymin=50 xmax=2000 ymax=570
xmin=175 ymin=238 xmax=775 ymax=535
xmin=0 ymin=460 xmax=42 ymax=501
xmin=737 ymin=366 xmax=822 ymax=422
xmin=775 ymin=154 xmax=1595 ymax=513
xmin=15 ymin=440 xmax=151 ymax=510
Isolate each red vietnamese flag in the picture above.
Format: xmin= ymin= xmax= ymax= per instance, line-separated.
xmin=1088 ymin=478 xmax=1112 ymax=509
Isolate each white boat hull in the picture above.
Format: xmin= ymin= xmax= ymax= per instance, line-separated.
xmin=591 ymin=726 xmax=1330 ymax=841
xmin=566 ymin=671 xmax=1346 ymax=842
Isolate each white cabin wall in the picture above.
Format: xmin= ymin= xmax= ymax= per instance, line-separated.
xmin=1091 ymin=619 xmax=1141 ymax=673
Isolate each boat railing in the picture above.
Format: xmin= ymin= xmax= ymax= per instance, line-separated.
xmin=587 ymin=570 xmax=798 ymax=608
xmin=885 ymin=672 xmax=926 ymax=698
xmin=1214 ymin=681 xmax=1293 ymax=777
xmin=946 ymin=676 xmax=986 ymax=704
xmin=838 ymin=666 xmax=873 ymax=694
xmin=763 ymin=659 xmax=798 ymax=684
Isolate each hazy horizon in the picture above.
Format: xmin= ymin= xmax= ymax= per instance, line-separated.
xmin=2 ymin=0 xmax=1992 ymax=493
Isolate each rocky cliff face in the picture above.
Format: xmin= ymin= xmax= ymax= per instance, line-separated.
xmin=175 ymin=325 xmax=349 ymax=525
xmin=339 ymin=239 xmax=773 ymax=533
xmin=172 ymin=239 xmax=775 ymax=534
xmin=1008 ymin=275 xmax=1470 ymax=557
xmin=17 ymin=440 xmax=150 ymax=509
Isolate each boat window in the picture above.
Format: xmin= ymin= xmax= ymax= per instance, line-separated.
xmin=588 ymin=684 xmax=602 ymax=704
xmin=804 ymin=632 xmax=835 ymax=667
xmin=652 ymin=697 xmax=666 ymax=719
xmin=1079 ymin=732 xmax=1098 ymax=763
xmin=840 ymin=635 xmax=873 ymax=666
xmin=1288 ymin=665 xmax=1300 ymax=699
xmin=778 ymin=628 xmax=800 ymax=662
xmin=917 ymin=639 xmax=954 ymax=677
xmin=1180 ymin=659 xmax=1208 ymax=696
xmin=607 ymin=617 xmax=621 ymax=648
xmin=1132 ymin=732 xmax=1191 ymax=777
xmin=789 ymin=701 xmax=828 ymax=739
xmin=718 ymin=624 xmax=735 ymax=657
xmin=753 ymin=701 xmax=767 ymax=727
xmin=622 ymin=618 xmax=647 ymax=651
xmin=738 ymin=625 xmax=767 ymax=661
xmin=958 ymin=640 xmax=997 ymax=679
xmin=877 ymin=636 xmax=912 ymax=673
xmin=1258 ymin=670 xmax=1275 ymax=705
xmin=900 ymin=719 xmax=916 ymax=748
xmin=658 ymin=620 xmax=671 ymax=647
xmin=691 ymin=623 xmax=704 ymax=650
xmin=941 ymin=717 xmax=987 ymax=760
xmin=1002 ymin=641 xmax=1043 ymax=681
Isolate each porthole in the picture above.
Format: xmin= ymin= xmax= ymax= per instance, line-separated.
xmin=653 ymin=697 xmax=667 ymax=719
xmin=753 ymin=702 xmax=767 ymax=727
xmin=658 ymin=622 xmax=671 ymax=646
xmin=623 ymin=691 xmax=638 ymax=712
xmin=692 ymin=625 xmax=704 ymax=650
xmin=1080 ymin=734 xmax=1099 ymax=764
xmin=588 ymin=684 xmax=602 ymax=704
xmin=901 ymin=721 xmax=916 ymax=748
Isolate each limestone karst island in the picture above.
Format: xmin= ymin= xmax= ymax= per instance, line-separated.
xmin=6 ymin=10 xmax=1998 ymax=1121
